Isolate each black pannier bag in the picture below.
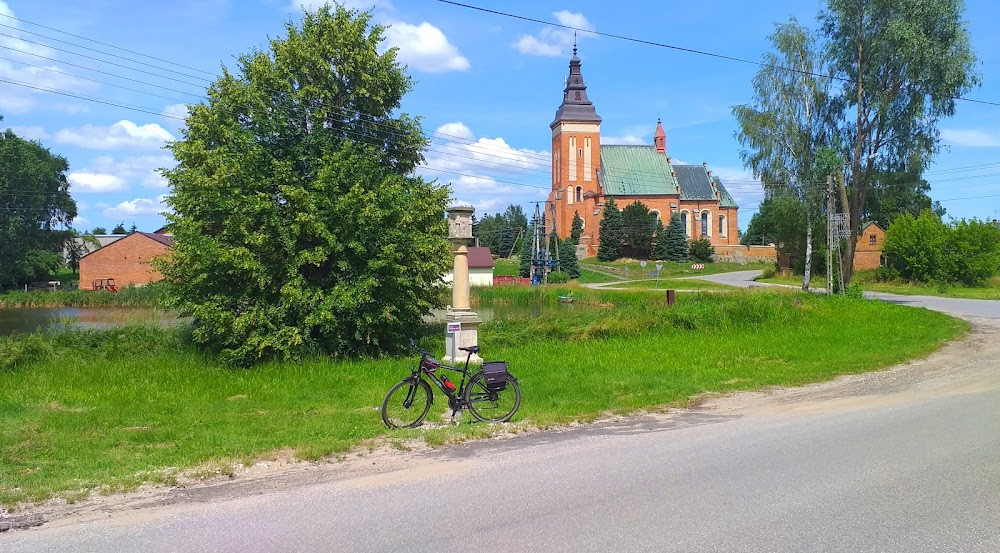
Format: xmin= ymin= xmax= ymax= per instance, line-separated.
xmin=481 ymin=362 xmax=508 ymax=392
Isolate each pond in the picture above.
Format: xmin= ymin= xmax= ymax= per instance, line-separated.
xmin=0 ymin=307 xmax=188 ymax=336
xmin=0 ymin=303 xmax=577 ymax=336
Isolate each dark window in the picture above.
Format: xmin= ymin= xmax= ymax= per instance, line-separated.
xmin=719 ymin=215 xmax=725 ymax=235
xmin=701 ymin=212 xmax=708 ymax=236
xmin=680 ymin=212 xmax=688 ymax=236
xmin=575 ymin=186 xmax=583 ymax=203
xmin=869 ymin=234 xmax=876 ymax=246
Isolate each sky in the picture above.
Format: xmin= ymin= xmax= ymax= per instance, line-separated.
xmin=2 ymin=0 xmax=1000 ymax=233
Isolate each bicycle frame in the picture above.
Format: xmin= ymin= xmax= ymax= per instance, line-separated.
xmin=407 ymin=346 xmax=475 ymax=410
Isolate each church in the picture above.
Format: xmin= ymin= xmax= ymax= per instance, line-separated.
xmin=547 ymin=47 xmax=740 ymax=257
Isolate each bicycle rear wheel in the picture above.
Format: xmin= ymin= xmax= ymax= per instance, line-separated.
xmin=463 ymin=372 xmax=521 ymax=423
xmin=381 ymin=378 xmax=433 ymax=428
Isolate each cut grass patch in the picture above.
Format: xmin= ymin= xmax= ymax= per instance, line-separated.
xmin=0 ymin=290 xmax=966 ymax=508
xmin=757 ymin=273 xmax=1000 ymax=300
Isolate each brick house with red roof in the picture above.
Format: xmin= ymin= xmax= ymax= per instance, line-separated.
xmin=79 ymin=231 xmax=173 ymax=290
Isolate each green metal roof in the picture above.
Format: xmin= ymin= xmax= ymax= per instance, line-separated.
xmin=599 ymin=145 xmax=738 ymax=209
xmin=599 ymin=146 xmax=678 ymax=195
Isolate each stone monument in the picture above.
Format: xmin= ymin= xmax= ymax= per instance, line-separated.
xmin=444 ymin=205 xmax=483 ymax=365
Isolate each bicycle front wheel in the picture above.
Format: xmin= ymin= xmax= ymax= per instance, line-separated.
xmin=463 ymin=372 xmax=521 ymax=423
xmin=381 ymin=378 xmax=433 ymax=428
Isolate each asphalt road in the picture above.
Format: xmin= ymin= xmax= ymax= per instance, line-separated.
xmin=5 ymin=271 xmax=1000 ymax=552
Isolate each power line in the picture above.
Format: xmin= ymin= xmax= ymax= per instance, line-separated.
xmin=0 ymin=43 xmax=207 ymax=99
xmin=0 ymin=54 xmax=197 ymax=104
xmin=0 ymin=12 xmax=217 ymax=77
xmin=0 ymin=76 xmax=185 ymax=120
xmin=434 ymin=0 xmax=1000 ymax=108
xmin=0 ymin=31 xmax=209 ymax=88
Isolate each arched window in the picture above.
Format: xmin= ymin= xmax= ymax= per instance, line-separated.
xmin=718 ymin=215 xmax=726 ymax=237
xmin=680 ymin=211 xmax=689 ymax=237
xmin=650 ymin=210 xmax=661 ymax=226
xmin=575 ymin=186 xmax=583 ymax=203
xmin=701 ymin=211 xmax=709 ymax=236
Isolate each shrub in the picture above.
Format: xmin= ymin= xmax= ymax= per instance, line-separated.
xmin=688 ymin=238 xmax=715 ymax=263
xmin=760 ymin=264 xmax=778 ymax=279
xmin=547 ymin=271 xmax=570 ymax=284
xmin=0 ymin=332 xmax=54 ymax=370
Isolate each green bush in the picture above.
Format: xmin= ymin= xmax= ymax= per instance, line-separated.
xmin=873 ymin=265 xmax=900 ymax=283
xmin=884 ymin=211 xmax=1000 ymax=286
xmin=760 ymin=264 xmax=778 ymax=279
xmin=0 ymin=332 xmax=54 ymax=371
xmin=547 ymin=271 xmax=570 ymax=284
xmin=688 ymin=238 xmax=715 ymax=263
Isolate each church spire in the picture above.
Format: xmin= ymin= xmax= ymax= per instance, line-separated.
xmin=551 ymin=46 xmax=601 ymax=128
xmin=654 ymin=118 xmax=666 ymax=154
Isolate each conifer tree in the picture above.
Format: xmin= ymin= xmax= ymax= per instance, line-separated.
xmin=651 ymin=220 xmax=669 ymax=261
xmin=570 ymin=211 xmax=584 ymax=245
xmin=664 ymin=213 xmax=688 ymax=262
xmin=597 ymin=197 xmax=625 ymax=261
xmin=518 ymin=227 xmax=532 ymax=278
xmin=558 ymin=238 xmax=580 ymax=278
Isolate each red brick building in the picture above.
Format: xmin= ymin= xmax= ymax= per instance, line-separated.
xmin=79 ymin=232 xmax=173 ymax=290
xmin=547 ymin=47 xmax=740 ymax=257
xmin=853 ymin=222 xmax=886 ymax=271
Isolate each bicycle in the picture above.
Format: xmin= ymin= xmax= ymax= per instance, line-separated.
xmin=381 ymin=340 xmax=521 ymax=428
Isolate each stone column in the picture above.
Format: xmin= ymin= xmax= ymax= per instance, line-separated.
xmin=444 ymin=205 xmax=482 ymax=365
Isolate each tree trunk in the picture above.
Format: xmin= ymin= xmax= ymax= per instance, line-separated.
xmin=837 ymin=172 xmax=855 ymax=285
xmin=802 ymin=214 xmax=812 ymax=290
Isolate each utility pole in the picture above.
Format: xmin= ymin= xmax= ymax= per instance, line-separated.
xmin=826 ymin=174 xmax=834 ymax=295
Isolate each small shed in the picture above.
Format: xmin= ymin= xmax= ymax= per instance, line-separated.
xmin=79 ymin=232 xmax=173 ymax=290
xmin=854 ymin=222 xmax=886 ymax=271
xmin=442 ymin=247 xmax=495 ymax=287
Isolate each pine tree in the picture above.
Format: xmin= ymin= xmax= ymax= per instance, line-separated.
xmin=570 ymin=211 xmax=584 ymax=245
xmin=597 ymin=197 xmax=625 ymax=261
xmin=651 ymin=220 xmax=669 ymax=261
xmin=558 ymin=238 xmax=580 ymax=278
xmin=664 ymin=213 xmax=688 ymax=262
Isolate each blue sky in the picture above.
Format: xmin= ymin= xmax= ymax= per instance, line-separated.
xmin=2 ymin=0 xmax=1000 ymax=233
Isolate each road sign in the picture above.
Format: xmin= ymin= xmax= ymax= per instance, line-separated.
xmin=691 ymin=263 xmax=705 ymax=270
xmin=655 ymin=263 xmax=663 ymax=271
xmin=447 ymin=322 xmax=461 ymax=333
xmin=640 ymin=260 xmax=647 ymax=268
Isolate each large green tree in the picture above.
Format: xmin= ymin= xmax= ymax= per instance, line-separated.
xmin=160 ymin=6 xmax=450 ymax=366
xmin=661 ymin=213 xmax=688 ymax=262
xmin=821 ymin=0 xmax=979 ymax=284
xmin=621 ymin=200 xmax=655 ymax=259
xmin=570 ymin=211 xmax=584 ymax=245
xmin=733 ymin=19 xmax=836 ymax=290
xmin=597 ymin=197 xmax=625 ymax=261
xmin=0 ymin=122 xmax=76 ymax=290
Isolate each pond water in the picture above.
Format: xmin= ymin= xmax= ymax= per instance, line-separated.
xmin=0 ymin=307 xmax=187 ymax=335
xmin=0 ymin=302 xmax=577 ymax=336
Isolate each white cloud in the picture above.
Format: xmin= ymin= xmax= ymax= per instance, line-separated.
xmin=68 ymin=172 xmax=127 ymax=193
xmin=384 ymin=21 xmax=470 ymax=73
xmin=71 ymin=216 xmax=89 ymax=227
xmin=54 ymin=120 xmax=175 ymax=150
xmin=941 ymin=129 xmax=1000 ymax=148
xmin=91 ymin=155 xmax=176 ymax=189
xmin=162 ymin=103 xmax=188 ymax=121
xmin=103 ymin=195 xmax=170 ymax=218
xmin=601 ymin=135 xmax=646 ymax=146
xmin=6 ymin=125 xmax=50 ymax=140
xmin=435 ymin=122 xmax=474 ymax=141
xmin=514 ymin=11 xmax=596 ymax=58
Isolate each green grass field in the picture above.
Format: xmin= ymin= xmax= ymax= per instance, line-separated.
xmin=757 ymin=272 xmax=1000 ymax=300
xmin=0 ymin=288 xmax=966 ymax=508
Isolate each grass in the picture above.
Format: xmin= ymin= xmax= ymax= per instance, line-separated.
xmin=493 ymin=258 xmax=519 ymax=277
xmin=581 ymin=258 xmax=772 ymax=280
xmin=0 ymin=284 xmax=165 ymax=308
xmin=598 ymin=279 xmax=737 ymax=291
xmin=0 ymin=289 xmax=966 ymax=508
xmin=757 ymin=272 xmax=1000 ymax=300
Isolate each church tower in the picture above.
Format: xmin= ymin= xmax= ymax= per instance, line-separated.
xmin=549 ymin=44 xmax=601 ymax=248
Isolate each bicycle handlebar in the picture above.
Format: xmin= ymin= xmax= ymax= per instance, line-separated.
xmin=409 ymin=339 xmax=432 ymax=357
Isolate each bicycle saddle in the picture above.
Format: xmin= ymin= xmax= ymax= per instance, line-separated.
xmin=459 ymin=345 xmax=480 ymax=354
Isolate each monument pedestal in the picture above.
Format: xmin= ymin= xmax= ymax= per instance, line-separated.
xmin=443 ymin=308 xmax=482 ymax=366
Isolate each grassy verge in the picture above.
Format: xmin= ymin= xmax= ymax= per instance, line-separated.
xmin=0 ymin=284 xmax=165 ymax=308
xmin=581 ymin=258 xmax=772 ymax=279
xmin=592 ymin=279 xmax=736 ymax=291
xmin=0 ymin=289 xmax=966 ymax=508
xmin=493 ymin=258 xmax=519 ymax=277
xmin=757 ymin=272 xmax=1000 ymax=300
